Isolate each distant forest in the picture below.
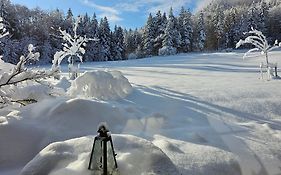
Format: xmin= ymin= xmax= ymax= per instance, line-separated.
xmin=0 ymin=0 xmax=281 ymax=64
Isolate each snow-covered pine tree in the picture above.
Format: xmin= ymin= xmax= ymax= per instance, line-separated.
xmin=171 ymin=8 xmax=181 ymax=51
xmin=224 ymin=7 xmax=238 ymax=48
xmin=197 ymin=11 xmax=206 ymax=51
xmin=65 ymin=8 xmax=74 ymax=34
xmin=111 ymin=25 xmax=125 ymax=60
xmin=84 ymin=14 xmax=99 ymax=62
xmin=153 ymin=11 xmax=166 ymax=55
xmin=159 ymin=8 xmax=178 ymax=56
xmin=247 ymin=2 xmax=260 ymax=31
xmin=213 ymin=4 xmax=225 ymax=50
xmin=178 ymin=7 xmax=193 ymax=52
xmin=268 ymin=3 xmax=281 ymax=41
xmin=143 ymin=13 xmax=155 ymax=57
xmin=98 ymin=17 xmax=111 ymax=61
xmin=124 ymin=29 xmax=134 ymax=56
xmin=159 ymin=8 xmax=181 ymax=55
xmin=258 ymin=1 xmax=269 ymax=38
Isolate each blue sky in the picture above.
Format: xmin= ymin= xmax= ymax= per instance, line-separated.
xmin=10 ymin=0 xmax=210 ymax=29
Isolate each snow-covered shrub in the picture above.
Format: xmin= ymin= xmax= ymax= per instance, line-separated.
xmin=52 ymin=16 xmax=96 ymax=80
xmin=236 ymin=27 xmax=281 ymax=79
xmin=236 ymin=27 xmax=281 ymax=64
xmin=68 ymin=70 xmax=132 ymax=100
xmin=158 ymin=46 xmax=177 ymax=56
xmin=0 ymin=44 xmax=58 ymax=106
xmin=127 ymin=53 xmax=138 ymax=59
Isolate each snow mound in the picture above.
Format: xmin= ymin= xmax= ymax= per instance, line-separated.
xmin=0 ymin=58 xmax=14 ymax=73
xmin=21 ymin=135 xmax=179 ymax=175
xmin=44 ymin=98 xmax=129 ymax=135
xmin=68 ymin=70 xmax=132 ymax=100
xmin=153 ymin=135 xmax=240 ymax=175
xmin=55 ymin=77 xmax=71 ymax=92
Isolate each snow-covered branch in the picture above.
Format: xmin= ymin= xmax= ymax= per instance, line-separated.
xmin=236 ymin=28 xmax=281 ymax=80
xmin=0 ymin=17 xmax=9 ymax=39
xmin=0 ymin=44 xmax=58 ymax=88
xmin=0 ymin=44 xmax=59 ymax=106
xmin=236 ymin=27 xmax=281 ymax=64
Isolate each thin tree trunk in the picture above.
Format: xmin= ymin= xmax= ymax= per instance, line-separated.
xmin=265 ymin=51 xmax=269 ymax=66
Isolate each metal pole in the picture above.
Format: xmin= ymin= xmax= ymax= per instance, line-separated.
xmin=110 ymin=137 xmax=118 ymax=168
xmin=103 ymin=140 xmax=107 ymax=175
xmin=88 ymin=138 xmax=97 ymax=170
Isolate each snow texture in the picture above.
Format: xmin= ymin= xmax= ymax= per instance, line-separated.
xmin=21 ymin=135 xmax=179 ymax=175
xmin=1 ymin=51 xmax=281 ymax=175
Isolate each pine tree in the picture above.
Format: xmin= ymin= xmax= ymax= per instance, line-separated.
xmin=197 ymin=11 xmax=206 ymax=51
xmin=159 ymin=8 xmax=178 ymax=55
xmin=163 ymin=8 xmax=180 ymax=50
xmin=258 ymin=1 xmax=269 ymax=37
xmin=247 ymin=2 xmax=260 ymax=30
xmin=84 ymin=14 xmax=99 ymax=61
xmin=153 ymin=11 xmax=166 ymax=55
xmin=111 ymin=25 xmax=125 ymax=60
xmin=98 ymin=17 xmax=111 ymax=61
xmin=268 ymin=3 xmax=281 ymax=41
xmin=224 ymin=7 xmax=238 ymax=48
xmin=143 ymin=13 xmax=155 ymax=57
xmin=178 ymin=7 xmax=193 ymax=52
xmin=65 ymin=8 xmax=74 ymax=33
xmin=213 ymin=5 xmax=225 ymax=50
xmin=124 ymin=29 xmax=134 ymax=56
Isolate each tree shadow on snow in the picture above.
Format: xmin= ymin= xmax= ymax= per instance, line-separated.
xmin=120 ymin=84 xmax=281 ymax=152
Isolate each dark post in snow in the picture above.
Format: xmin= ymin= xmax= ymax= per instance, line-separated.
xmin=88 ymin=123 xmax=118 ymax=175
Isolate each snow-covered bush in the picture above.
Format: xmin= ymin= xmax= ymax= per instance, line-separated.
xmin=127 ymin=53 xmax=138 ymax=59
xmin=68 ymin=70 xmax=132 ymax=100
xmin=236 ymin=27 xmax=281 ymax=79
xmin=158 ymin=46 xmax=177 ymax=56
xmin=0 ymin=44 xmax=58 ymax=106
xmin=236 ymin=27 xmax=281 ymax=64
xmin=52 ymin=16 xmax=96 ymax=80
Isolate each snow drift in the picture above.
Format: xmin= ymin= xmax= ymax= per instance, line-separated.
xmin=68 ymin=70 xmax=133 ymax=100
xmin=21 ymin=135 xmax=179 ymax=175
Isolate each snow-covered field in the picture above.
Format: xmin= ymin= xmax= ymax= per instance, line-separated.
xmin=1 ymin=51 xmax=281 ymax=175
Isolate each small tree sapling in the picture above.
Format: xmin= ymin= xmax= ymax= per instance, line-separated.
xmin=236 ymin=27 xmax=281 ymax=79
xmin=52 ymin=16 xmax=97 ymax=80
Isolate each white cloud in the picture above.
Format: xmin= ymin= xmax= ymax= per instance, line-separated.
xmin=115 ymin=0 xmax=191 ymax=14
xmin=81 ymin=0 xmax=123 ymax=23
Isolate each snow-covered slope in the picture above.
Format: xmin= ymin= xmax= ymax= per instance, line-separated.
xmin=1 ymin=50 xmax=281 ymax=175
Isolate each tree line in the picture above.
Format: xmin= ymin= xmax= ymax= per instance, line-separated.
xmin=0 ymin=0 xmax=281 ymax=64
